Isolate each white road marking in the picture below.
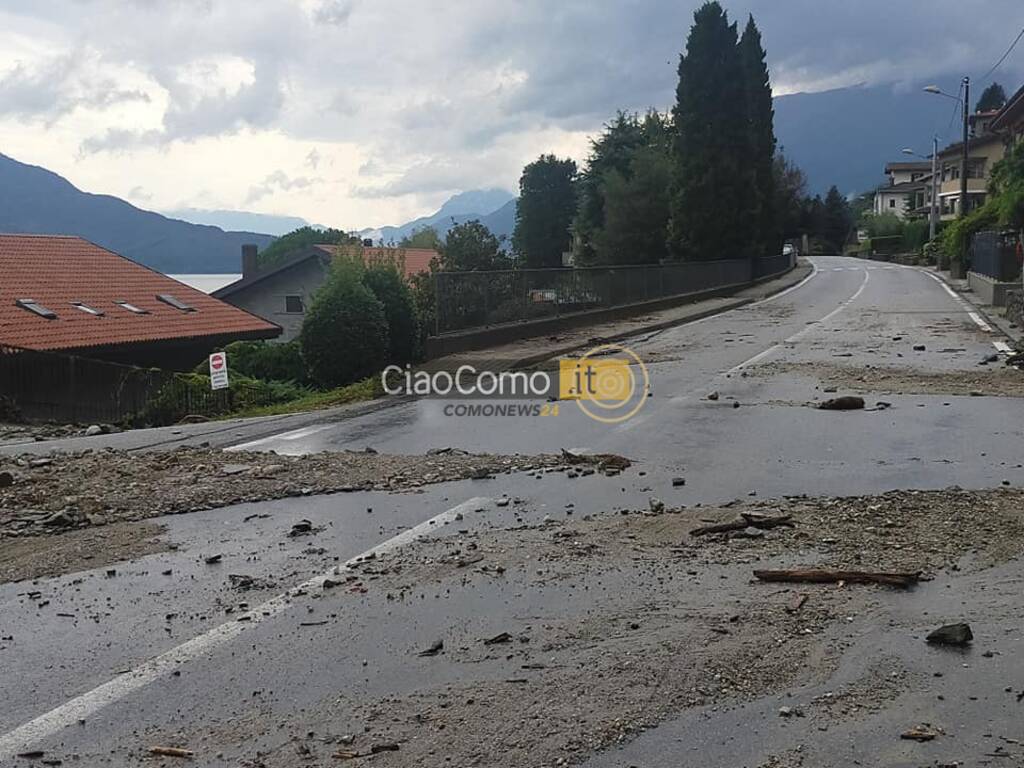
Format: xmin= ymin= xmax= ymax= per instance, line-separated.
xmin=917 ymin=270 xmax=1002 ymax=334
xmin=227 ymin=423 xmax=335 ymax=451
xmin=967 ymin=312 xmax=993 ymax=332
xmin=727 ymin=266 xmax=871 ymax=373
xmin=0 ymin=497 xmax=491 ymax=762
xmin=994 ymin=340 xmax=1013 ymax=354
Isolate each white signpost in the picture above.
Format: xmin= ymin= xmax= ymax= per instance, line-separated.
xmin=209 ymin=351 xmax=229 ymax=390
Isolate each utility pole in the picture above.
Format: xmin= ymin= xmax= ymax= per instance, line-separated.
xmin=930 ymin=135 xmax=938 ymax=242
xmin=959 ymin=76 xmax=970 ymax=221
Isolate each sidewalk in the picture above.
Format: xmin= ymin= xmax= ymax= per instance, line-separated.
xmin=425 ymin=260 xmax=813 ymax=372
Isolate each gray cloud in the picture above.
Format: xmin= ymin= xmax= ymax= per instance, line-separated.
xmin=313 ymin=0 xmax=354 ymax=26
xmin=5 ymin=0 xmax=1024 ymax=209
xmin=0 ymin=53 xmax=150 ymax=122
xmin=246 ymin=170 xmax=320 ymax=203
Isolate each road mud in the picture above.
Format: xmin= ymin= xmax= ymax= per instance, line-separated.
xmin=748 ymin=360 xmax=1024 ymax=397
xmin=0 ymin=447 xmax=627 ymax=542
xmin=152 ymin=487 xmax=1024 ymax=767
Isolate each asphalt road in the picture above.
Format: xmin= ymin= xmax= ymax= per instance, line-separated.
xmin=2 ymin=255 xmax=1022 ymax=765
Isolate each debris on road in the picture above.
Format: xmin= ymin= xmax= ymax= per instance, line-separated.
xmin=752 ymin=569 xmax=920 ymax=588
xmin=817 ymin=396 xmax=866 ymax=411
xmin=926 ymin=622 xmax=973 ymax=647
xmin=691 ymin=513 xmax=794 ymax=537
xmin=900 ymin=725 xmax=940 ymax=742
xmin=483 ymin=631 xmax=512 ymax=645
xmin=418 ymin=640 xmax=444 ymax=657
xmin=0 ymin=447 xmax=626 ymax=541
xmin=148 ymin=746 xmax=195 ymax=758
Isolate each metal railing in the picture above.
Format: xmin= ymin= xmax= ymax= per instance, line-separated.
xmin=0 ymin=344 xmax=280 ymax=426
xmin=433 ymin=254 xmax=794 ymax=335
xmin=971 ymin=230 xmax=1021 ymax=281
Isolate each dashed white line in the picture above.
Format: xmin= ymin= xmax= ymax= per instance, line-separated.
xmin=727 ymin=266 xmax=871 ymax=373
xmin=0 ymin=497 xmax=492 ymax=762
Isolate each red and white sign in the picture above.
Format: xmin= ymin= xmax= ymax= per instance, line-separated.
xmin=209 ymin=352 xmax=229 ymax=390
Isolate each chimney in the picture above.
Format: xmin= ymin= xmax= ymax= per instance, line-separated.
xmin=241 ymin=244 xmax=258 ymax=279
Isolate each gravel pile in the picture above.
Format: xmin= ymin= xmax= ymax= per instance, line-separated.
xmin=0 ymin=446 xmax=627 ymax=539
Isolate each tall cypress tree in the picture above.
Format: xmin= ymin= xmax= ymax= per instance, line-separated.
xmin=667 ymin=2 xmax=757 ymax=261
xmin=739 ymin=15 xmax=777 ymax=257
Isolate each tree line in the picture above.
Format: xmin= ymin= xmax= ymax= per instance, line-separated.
xmin=443 ymin=1 xmax=853 ymax=271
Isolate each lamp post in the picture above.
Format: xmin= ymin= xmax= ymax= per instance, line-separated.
xmin=901 ymin=138 xmax=939 ymax=241
xmin=924 ymin=79 xmax=971 ymax=277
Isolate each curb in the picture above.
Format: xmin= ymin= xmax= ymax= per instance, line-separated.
xmin=921 ymin=266 xmax=1020 ymax=346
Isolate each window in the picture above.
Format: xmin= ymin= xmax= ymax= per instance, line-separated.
xmin=157 ymin=293 xmax=196 ymax=312
xmin=889 ymin=199 xmax=896 ymax=208
xmin=71 ymin=302 xmax=104 ymax=316
xmin=115 ymin=300 xmax=149 ymax=314
xmin=15 ymin=298 xmax=57 ymax=319
xmin=285 ymin=295 xmax=304 ymax=313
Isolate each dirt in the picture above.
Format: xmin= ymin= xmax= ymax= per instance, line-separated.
xmin=0 ymin=520 xmax=167 ymax=583
xmin=749 ymin=360 xmax=1024 ymax=397
xmin=0 ymin=447 xmax=627 ymax=541
xmin=162 ymin=487 xmax=1024 ymax=768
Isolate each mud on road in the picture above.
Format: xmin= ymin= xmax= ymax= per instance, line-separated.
xmin=152 ymin=487 xmax=1024 ymax=768
xmin=0 ymin=447 xmax=628 ymax=582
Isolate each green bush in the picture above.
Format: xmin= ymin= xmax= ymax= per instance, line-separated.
xmin=300 ymin=259 xmax=390 ymax=388
xmin=362 ymin=263 xmax=419 ymax=364
xmin=940 ymin=201 xmax=998 ymax=263
xmin=901 ymin=219 xmax=930 ymax=253
xmin=200 ymin=340 xmax=308 ymax=385
xmin=139 ymin=373 xmax=308 ymax=426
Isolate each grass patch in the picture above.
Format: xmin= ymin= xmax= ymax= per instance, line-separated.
xmin=227 ymin=376 xmax=385 ymax=418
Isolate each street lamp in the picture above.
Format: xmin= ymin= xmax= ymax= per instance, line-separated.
xmin=924 ymin=78 xmax=970 ymax=276
xmin=901 ymin=141 xmax=939 ymax=242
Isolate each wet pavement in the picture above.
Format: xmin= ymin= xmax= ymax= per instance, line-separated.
xmin=3 ymin=255 xmax=1024 ymax=765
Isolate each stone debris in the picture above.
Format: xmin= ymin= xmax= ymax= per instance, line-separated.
xmin=817 ymin=396 xmax=866 ymax=411
xmin=0 ymin=446 xmax=626 ymax=540
xmin=926 ymin=622 xmax=973 ymax=647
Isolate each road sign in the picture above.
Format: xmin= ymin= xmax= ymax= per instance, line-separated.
xmin=209 ymin=352 xmax=229 ymax=390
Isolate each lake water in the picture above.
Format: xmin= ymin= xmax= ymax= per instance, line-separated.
xmin=170 ymin=274 xmax=241 ymax=294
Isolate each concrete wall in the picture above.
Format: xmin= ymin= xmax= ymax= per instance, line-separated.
xmin=967 ymin=271 xmax=1020 ymax=307
xmin=224 ymin=259 xmax=328 ymax=342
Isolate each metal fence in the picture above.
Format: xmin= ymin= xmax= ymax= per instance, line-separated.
xmin=434 ymin=254 xmax=794 ymax=335
xmin=0 ymin=344 xmax=280 ymax=426
xmin=971 ymin=230 xmax=1021 ymax=281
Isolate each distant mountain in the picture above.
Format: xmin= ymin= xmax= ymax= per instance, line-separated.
xmin=0 ymin=153 xmax=274 ymax=273
xmin=774 ymin=82 xmax=957 ymax=196
xmin=359 ymin=188 xmax=516 ymax=243
xmin=164 ymin=208 xmax=309 ymax=238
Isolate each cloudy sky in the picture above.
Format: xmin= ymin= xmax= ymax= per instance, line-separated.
xmin=1 ymin=0 xmax=1022 ymax=229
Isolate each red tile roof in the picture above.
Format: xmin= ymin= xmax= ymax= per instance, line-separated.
xmin=316 ymin=245 xmax=439 ymax=279
xmin=0 ymin=234 xmax=280 ymax=352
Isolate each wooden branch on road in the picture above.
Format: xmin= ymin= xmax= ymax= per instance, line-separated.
xmin=752 ymin=569 xmax=920 ymax=588
xmin=692 ymin=514 xmax=794 ymax=537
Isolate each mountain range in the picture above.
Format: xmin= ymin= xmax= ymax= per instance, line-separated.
xmin=357 ymin=188 xmax=517 ymax=244
xmin=0 ymin=80 xmax=970 ymax=273
xmin=0 ymin=153 xmax=274 ymax=274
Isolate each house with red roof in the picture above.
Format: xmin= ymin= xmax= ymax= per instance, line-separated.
xmin=214 ymin=243 xmax=439 ymax=343
xmin=0 ymin=234 xmax=281 ymax=369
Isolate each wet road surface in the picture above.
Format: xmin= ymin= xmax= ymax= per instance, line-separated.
xmin=3 ymin=255 xmax=1023 ymax=765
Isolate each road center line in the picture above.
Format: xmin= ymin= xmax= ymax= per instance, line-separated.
xmin=727 ymin=266 xmax=871 ymax=373
xmin=0 ymin=496 xmax=492 ymax=762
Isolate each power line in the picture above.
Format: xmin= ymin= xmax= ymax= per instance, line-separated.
xmin=978 ymin=26 xmax=1024 ymax=83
